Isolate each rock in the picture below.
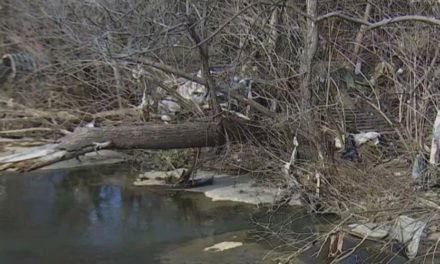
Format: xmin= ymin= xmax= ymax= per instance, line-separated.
xmin=348 ymin=223 xmax=388 ymax=240
xmin=389 ymin=215 xmax=426 ymax=259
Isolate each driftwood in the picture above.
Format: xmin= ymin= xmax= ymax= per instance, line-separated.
xmin=0 ymin=117 xmax=259 ymax=172
xmin=0 ymin=97 xmax=162 ymax=130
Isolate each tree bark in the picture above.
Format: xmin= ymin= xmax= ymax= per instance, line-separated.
xmin=58 ymin=121 xmax=224 ymax=151
xmin=299 ymin=0 xmax=322 ymax=161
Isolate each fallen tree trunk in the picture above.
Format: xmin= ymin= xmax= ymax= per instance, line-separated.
xmin=0 ymin=117 xmax=260 ymax=172
xmin=59 ymin=121 xmax=224 ymax=150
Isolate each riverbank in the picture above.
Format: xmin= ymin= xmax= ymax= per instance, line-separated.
xmin=134 ymin=169 xmax=303 ymax=206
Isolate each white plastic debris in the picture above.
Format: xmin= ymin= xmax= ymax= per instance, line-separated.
xmin=335 ymin=137 xmax=343 ymax=149
xmin=85 ymin=120 xmax=95 ymax=128
xmin=389 ymin=215 xmax=426 ymax=259
xmin=411 ymin=152 xmax=426 ymax=181
xmin=335 ymin=132 xmax=380 ymax=149
xmin=176 ymin=70 xmax=207 ymax=104
xmin=204 ymin=241 xmax=243 ymax=252
xmin=348 ymin=223 xmax=388 ymax=240
xmin=159 ymin=96 xmax=181 ymax=121
xmin=353 ymin=131 xmax=381 ymax=146
xmin=429 ymin=110 xmax=440 ymax=165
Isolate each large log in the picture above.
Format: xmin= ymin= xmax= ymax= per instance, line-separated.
xmin=58 ymin=121 xmax=224 ymax=151
xmin=0 ymin=118 xmax=259 ymax=172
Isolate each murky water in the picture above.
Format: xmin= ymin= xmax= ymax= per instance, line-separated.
xmin=0 ymin=165 xmax=408 ymax=264
xmin=0 ymin=165 xmax=265 ymax=264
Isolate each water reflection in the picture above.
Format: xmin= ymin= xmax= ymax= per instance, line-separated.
xmin=0 ymin=166 xmax=258 ymax=264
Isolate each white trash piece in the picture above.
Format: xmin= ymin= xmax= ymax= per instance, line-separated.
xmin=334 ymin=132 xmax=381 ymax=149
xmin=353 ymin=132 xmax=381 ymax=146
xmin=204 ymin=241 xmax=243 ymax=252
xmin=348 ymin=223 xmax=388 ymax=240
xmin=389 ymin=215 xmax=426 ymax=259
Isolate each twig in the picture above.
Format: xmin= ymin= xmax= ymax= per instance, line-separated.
xmin=186 ymin=13 xmax=221 ymax=115
xmin=141 ymin=58 xmax=206 ymax=85
xmin=317 ymin=12 xmax=440 ymax=30
xmin=0 ymin=127 xmax=71 ymax=136
xmin=191 ymin=2 xmax=262 ymax=49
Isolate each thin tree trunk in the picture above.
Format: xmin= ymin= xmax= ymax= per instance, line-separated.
xmin=352 ymin=3 xmax=372 ymax=74
xmin=299 ymin=0 xmax=321 ymax=160
xmin=268 ymin=7 xmax=279 ymax=50
xmin=111 ymin=61 xmax=124 ymax=110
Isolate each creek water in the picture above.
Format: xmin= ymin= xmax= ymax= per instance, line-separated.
xmin=0 ymin=165 xmax=408 ymax=264
xmin=0 ymin=165 xmax=275 ymax=264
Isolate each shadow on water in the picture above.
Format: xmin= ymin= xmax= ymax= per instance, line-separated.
xmin=0 ymin=165 xmax=261 ymax=264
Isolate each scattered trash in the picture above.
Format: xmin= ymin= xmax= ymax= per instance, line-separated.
xmin=85 ymin=120 xmax=95 ymax=128
xmin=335 ymin=137 xmax=343 ymax=149
xmin=390 ymin=239 xmax=407 ymax=257
xmin=156 ymin=72 xmax=253 ymax=122
xmin=341 ymin=135 xmax=360 ymax=162
xmin=389 ymin=215 xmax=426 ymax=260
xmin=353 ymin=131 xmax=381 ymax=146
xmin=328 ymin=230 xmax=346 ymax=258
xmin=411 ymin=151 xmax=427 ymax=182
xmin=348 ymin=223 xmax=388 ymax=240
xmin=158 ymin=96 xmax=181 ymax=122
xmin=335 ymin=131 xmax=381 ymax=149
xmin=204 ymin=241 xmax=243 ymax=252
xmin=1 ymin=53 xmax=38 ymax=82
